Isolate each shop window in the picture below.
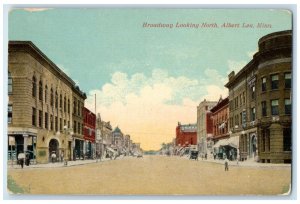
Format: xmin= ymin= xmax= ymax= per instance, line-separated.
xmin=262 ymin=77 xmax=266 ymax=92
xmin=271 ymin=74 xmax=279 ymax=90
xmin=285 ymin=99 xmax=291 ymax=115
xmin=261 ymin=101 xmax=267 ymax=116
xmin=271 ymin=99 xmax=279 ymax=115
xmin=39 ymin=80 xmax=43 ymax=101
xmin=283 ymin=128 xmax=292 ymax=151
xmin=8 ymin=72 xmax=12 ymax=94
xmin=285 ymin=73 xmax=291 ymax=89
xmin=32 ymin=76 xmax=37 ymax=97
xmin=8 ymin=105 xmax=12 ymax=123
xmin=32 ymin=107 xmax=36 ymax=126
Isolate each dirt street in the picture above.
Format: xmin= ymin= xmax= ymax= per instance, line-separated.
xmin=7 ymin=155 xmax=291 ymax=195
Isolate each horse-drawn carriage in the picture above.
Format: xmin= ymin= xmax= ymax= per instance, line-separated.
xmin=189 ymin=150 xmax=199 ymax=160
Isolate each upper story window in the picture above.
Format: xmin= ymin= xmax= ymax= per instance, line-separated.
xmin=261 ymin=101 xmax=267 ymax=117
xmin=285 ymin=73 xmax=291 ymax=89
xmin=8 ymin=72 xmax=12 ymax=94
xmin=45 ymin=85 xmax=48 ymax=102
xmin=39 ymin=80 xmax=43 ymax=101
xmin=285 ymin=98 xmax=291 ymax=115
xmin=271 ymin=99 xmax=279 ymax=115
xmin=32 ymin=76 xmax=37 ymax=97
xmin=261 ymin=77 xmax=266 ymax=92
xmin=251 ymin=86 xmax=256 ymax=99
xmin=60 ymin=93 xmax=62 ymax=109
xmin=271 ymin=74 xmax=279 ymax=90
xmin=32 ymin=107 xmax=36 ymax=126
xmin=50 ymin=88 xmax=54 ymax=106
xmin=68 ymin=99 xmax=70 ymax=113
xmin=73 ymin=99 xmax=77 ymax=115
xmin=64 ymin=96 xmax=66 ymax=112
xmin=8 ymin=105 xmax=12 ymax=123
xmin=251 ymin=107 xmax=256 ymax=121
xmin=55 ymin=91 xmax=58 ymax=108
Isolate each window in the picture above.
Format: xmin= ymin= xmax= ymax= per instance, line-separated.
xmin=68 ymin=99 xmax=70 ymax=113
xmin=271 ymin=74 xmax=279 ymax=90
xmin=64 ymin=96 xmax=66 ymax=112
xmin=262 ymin=77 xmax=266 ymax=92
xmin=8 ymin=105 xmax=12 ymax=123
xmin=39 ymin=80 xmax=43 ymax=101
xmin=50 ymin=88 xmax=54 ymax=106
xmin=251 ymin=107 xmax=256 ymax=121
xmin=45 ymin=85 xmax=48 ymax=102
xmin=261 ymin=101 xmax=267 ymax=116
xmin=32 ymin=76 xmax=37 ymax=97
xmin=68 ymin=121 xmax=70 ymax=128
xmin=45 ymin=112 xmax=48 ymax=129
xmin=60 ymin=94 xmax=62 ymax=109
xmin=55 ymin=116 xmax=58 ymax=132
xmin=243 ymin=92 xmax=245 ymax=104
xmin=73 ymin=100 xmax=77 ymax=115
xmin=271 ymin=99 xmax=279 ymax=115
xmin=78 ymin=103 xmax=80 ymax=116
xmin=32 ymin=107 xmax=36 ymax=126
xmin=55 ymin=91 xmax=58 ymax=108
xmin=283 ymin=128 xmax=292 ymax=151
xmin=285 ymin=73 xmax=291 ymax=89
xmin=60 ymin=118 xmax=62 ymax=132
xmin=8 ymin=72 xmax=12 ymax=94
xmin=39 ymin=110 xmax=43 ymax=128
xmin=78 ymin=122 xmax=81 ymax=134
xmin=285 ymin=99 xmax=291 ymax=115
xmin=50 ymin=115 xmax=53 ymax=130
xmin=74 ymin=121 xmax=77 ymax=133
xmin=251 ymin=86 xmax=256 ymax=99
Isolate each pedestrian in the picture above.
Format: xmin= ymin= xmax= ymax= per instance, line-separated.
xmin=224 ymin=157 xmax=229 ymax=171
xmin=17 ymin=152 xmax=25 ymax=169
xmin=60 ymin=151 xmax=64 ymax=163
xmin=25 ymin=152 xmax=30 ymax=166
xmin=51 ymin=151 xmax=56 ymax=163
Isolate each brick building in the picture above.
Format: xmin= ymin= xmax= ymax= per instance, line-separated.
xmin=175 ymin=122 xmax=197 ymax=148
xmin=8 ymin=41 xmax=86 ymax=164
xmin=211 ymin=97 xmax=229 ymax=142
xmin=83 ymin=107 xmax=96 ymax=159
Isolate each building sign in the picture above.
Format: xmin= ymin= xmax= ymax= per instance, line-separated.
xmin=247 ymin=76 xmax=256 ymax=87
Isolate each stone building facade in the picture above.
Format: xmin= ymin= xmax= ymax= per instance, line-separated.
xmin=255 ymin=30 xmax=292 ymax=163
xmin=225 ymin=30 xmax=292 ymax=163
xmin=196 ymin=100 xmax=216 ymax=154
xmin=8 ymin=41 xmax=86 ymax=164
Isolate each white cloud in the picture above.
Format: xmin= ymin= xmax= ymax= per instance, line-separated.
xmin=85 ymin=69 xmax=228 ymax=150
xmin=227 ymin=60 xmax=247 ymax=75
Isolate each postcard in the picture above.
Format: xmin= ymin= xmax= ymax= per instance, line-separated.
xmin=6 ymin=7 xmax=292 ymax=196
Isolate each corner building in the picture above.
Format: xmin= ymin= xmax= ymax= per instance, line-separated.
xmin=8 ymin=41 xmax=86 ymax=164
xmin=225 ymin=30 xmax=292 ymax=163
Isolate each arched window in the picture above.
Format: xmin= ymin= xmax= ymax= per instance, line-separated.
xmin=45 ymin=85 xmax=48 ymax=102
xmin=55 ymin=91 xmax=58 ymax=108
xmin=32 ymin=76 xmax=37 ymax=97
xmin=39 ymin=80 xmax=43 ymax=101
xmin=50 ymin=88 xmax=54 ymax=106
xmin=8 ymin=72 xmax=12 ymax=94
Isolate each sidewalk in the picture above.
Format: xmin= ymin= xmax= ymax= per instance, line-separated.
xmin=7 ymin=155 xmax=128 ymax=169
xmin=182 ymin=155 xmax=291 ymax=168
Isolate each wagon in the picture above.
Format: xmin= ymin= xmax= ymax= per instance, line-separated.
xmin=189 ymin=150 xmax=199 ymax=160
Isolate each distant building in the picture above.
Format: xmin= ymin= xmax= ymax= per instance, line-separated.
xmin=197 ymin=100 xmax=216 ymax=154
xmin=112 ymin=126 xmax=124 ymax=153
xmin=175 ymin=122 xmax=197 ymax=148
xmin=83 ymin=107 xmax=96 ymax=159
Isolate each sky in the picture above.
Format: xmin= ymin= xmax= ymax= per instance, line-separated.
xmin=8 ymin=8 xmax=292 ymax=150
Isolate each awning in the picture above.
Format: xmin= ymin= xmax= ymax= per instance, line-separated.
xmin=213 ymin=136 xmax=239 ymax=149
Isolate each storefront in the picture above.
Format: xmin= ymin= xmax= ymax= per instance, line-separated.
xmin=8 ymin=132 xmax=37 ymax=164
xmin=213 ymin=136 xmax=239 ymax=160
xmin=74 ymin=139 xmax=84 ymax=160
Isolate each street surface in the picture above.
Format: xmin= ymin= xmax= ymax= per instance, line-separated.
xmin=7 ymin=155 xmax=291 ymax=195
